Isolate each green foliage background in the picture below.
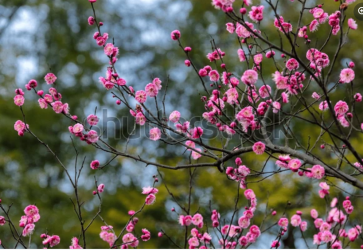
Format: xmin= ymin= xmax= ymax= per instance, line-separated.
xmin=1 ymin=0 xmax=363 ymax=248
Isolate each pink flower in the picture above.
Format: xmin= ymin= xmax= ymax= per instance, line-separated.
xmin=298 ymin=26 xmax=307 ymax=37
xmin=135 ymin=90 xmax=147 ymax=103
xmin=266 ymin=50 xmax=275 ymax=58
xmin=225 ymin=88 xmax=239 ymax=105
xmin=221 ymin=225 xmax=230 ymax=235
xmin=320 ymin=222 xmax=331 ymax=232
xmin=104 ymin=43 xmax=114 ymax=56
xmin=44 ymin=94 xmax=53 ymax=103
xmin=286 ymin=58 xmax=299 ymax=71
xmin=171 ymin=30 xmax=181 ymax=40
xmin=201 ymin=232 xmax=212 ymax=243
xmin=14 ymin=120 xmax=26 ymax=136
xmin=238 ymin=216 xmax=250 ymax=228
xmin=96 ymin=33 xmax=108 ymax=46
xmin=334 ymin=101 xmax=349 ymax=115
xmin=169 ymin=111 xmax=180 ymax=123
xmin=288 ymin=159 xmax=301 ymax=171
xmin=183 ymin=215 xmax=193 ymax=226
xmin=14 ymin=95 xmax=25 ymax=106
xmin=281 ymin=92 xmax=289 ymax=103
xmin=117 ymin=78 xmax=126 ymax=86
xmin=331 ymin=197 xmax=338 ymax=208
xmin=188 ymin=237 xmax=199 ymax=247
xmin=271 ymin=240 xmax=280 ymax=248
xmin=272 ymin=101 xmax=281 ymax=113
xmin=73 ymin=123 xmax=84 ymax=134
xmin=252 ymin=141 xmax=265 ymax=155
xmin=97 ymin=184 xmax=105 ymax=193
xmin=145 ymin=194 xmax=156 ymax=205
xmin=15 ymin=88 xmax=24 ymax=96
xmin=145 ymin=83 xmax=159 ymax=97
xmin=311 ymin=165 xmax=325 ymax=179
xmin=319 ymin=182 xmax=330 ymax=190
xmin=122 ymin=233 xmax=135 ymax=244
xmin=253 ymin=53 xmax=263 ymax=65
xmin=38 ymin=99 xmax=48 ymax=109
xmin=199 ymin=68 xmax=208 ymax=77
xmin=258 ymin=85 xmax=271 ymax=98
xmin=278 ymin=218 xmax=288 ymax=228
xmin=300 ymin=221 xmax=308 ymax=231
xmin=22 ymin=223 xmax=35 ymax=236
xmin=238 ymin=236 xmax=248 ymax=246
xmin=86 ymin=130 xmax=99 ymax=143
xmin=135 ymin=112 xmax=146 ymax=126
xmin=52 ymin=101 xmax=64 ymax=113
xmin=149 ymin=127 xmax=161 ymax=141
xmin=70 ymin=237 xmax=82 ymax=249
xmin=244 ymin=189 xmax=256 ymax=199
xmin=24 ymin=205 xmax=39 ymax=217
xmin=27 ymin=79 xmax=38 ymax=89
xmin=290 ymin=214 xmax=301 ymax=227
xmin=191 ymin=127 xmax=203 ymax=139
xmin=321 ymin=231 xmax=333 ymax=243
xmin=250 ymin=225 xmax=261 ymax=237
xmin=62 ymin=103 xmax=70 ymax=114
xmin=226 ymin=23 xmax=235 ymax=33
xmin=191 ymin=148 xmax=202 ymax=160
xmin=237 ymin=49 xmax=246 ymax=62
xmin=44 ymin=73 xmax=57 ymax=84
xmin=19 ymin=216 xmax=27 ymax=227
xmin=141 ymin=228 xmax=151 ymax=241
xmin=241 ymin=69 xmax=258 ymax=85
xmin=0 ymin=216 xmax=5 ymax=226
xmin=248 ymin=5 xmax=264 ymax=22
xmin=90 ymin=160 xmax=100 ymax=170
xmin=348 ymin=18 xmax=357 ymax=30
xmin=151 ymin=78 xmax=162 ymax=90
xmin=209 ymin=70 xmax=220 ymax=82
xmin=312 ymin=8 xmax=324 ymax=19
xmin=236 ymin=22 xmax=254 ymax=38
xmin=43 ymin=235 xmax=61 ymax=247
xmin=206 ymin=48 xmax=225 ymax=62
xmin=312 ymin=92 xmax=320 ymax=100
xmin=348 ymin=227 xmax=359 ymax=241
xmin=331 ymin=241 xmax=342 ymax=249
xmin=319 ymin=101 xmax=329 ymax=111
xmin=87 ymin=114 xmax=99 ymax=126
xmin=354 ymin=93 xmax=362 ymax=102
xmin=272 ymin=71 xmax=288 ymax=89
xmin=309 ymin=19 xmax=319 ymax=32
xmin=340 ymin=68 xmax=355 ymax=83
xmin=88 ymin=16 xmax=95 ymax=25
xmin=192 ymin=213 xmax=203 ymax=227
xmin=142 ymin=187 xmax=158 ymax=195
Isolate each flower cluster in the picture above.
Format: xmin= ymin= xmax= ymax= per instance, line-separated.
xmin=142 ymin=186 xmax=158 ymax=205
xmin=70 ymin=237 xmax=83 ymax=249
xmin=41 ymin=234 xmax=61 ymax=248
xmin=206 ymin=48 xmax=225 ymax=62
xmin=20 ymin=205 xmax=40 ymax=237
xmin=99 ymin=225 xmax=116 ymax=247
xmin=69 ymin=123 xmax=99 ymax=144
xmin=205 ymin=189 xmax=261 ymax=248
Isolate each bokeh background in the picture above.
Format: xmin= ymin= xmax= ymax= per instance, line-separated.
xmin=1 ymin=0 xmax=363 ymax=248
